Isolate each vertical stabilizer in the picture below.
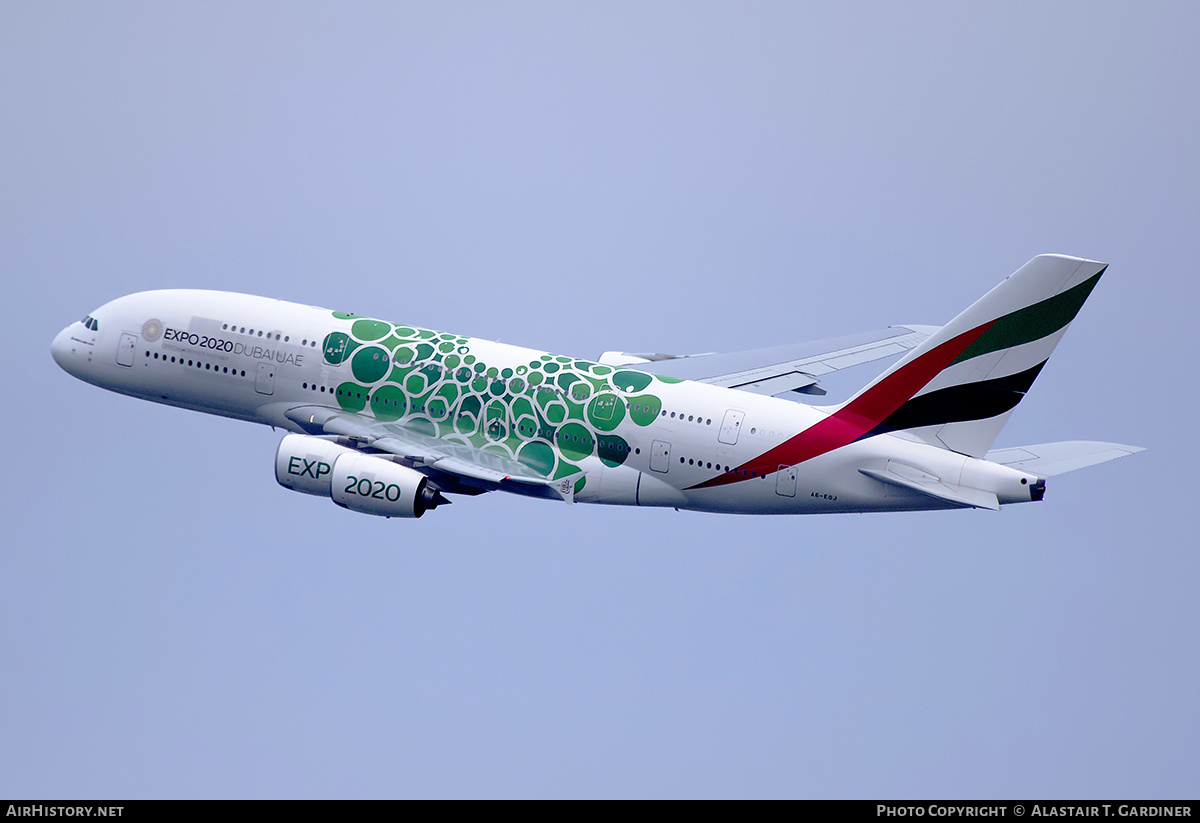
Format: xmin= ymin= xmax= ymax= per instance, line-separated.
xmin=832 ymin=254 xmax=1106 ymax=457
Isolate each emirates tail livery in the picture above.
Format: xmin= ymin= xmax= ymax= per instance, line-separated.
xmin=52 ymin=255 xmax=1141 ymax=519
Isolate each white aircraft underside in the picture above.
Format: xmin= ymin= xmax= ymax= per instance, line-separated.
xmin=52 ymin=255 xmax=1142 ymax=519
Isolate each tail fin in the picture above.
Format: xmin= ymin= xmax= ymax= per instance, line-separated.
xmin=831 ymin=254 xmax=1107 ymax=457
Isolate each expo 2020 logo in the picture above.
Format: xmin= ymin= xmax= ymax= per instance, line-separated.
xmin=141 ymin=318 xmax=164 ymax=342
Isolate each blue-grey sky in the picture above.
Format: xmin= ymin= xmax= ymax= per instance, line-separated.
xmin=3 ymin=2 xmax=1196 ymax=798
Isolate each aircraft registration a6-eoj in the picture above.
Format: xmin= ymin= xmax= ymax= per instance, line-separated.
xmin=52 ymin=255 xmax=1141 ymax=519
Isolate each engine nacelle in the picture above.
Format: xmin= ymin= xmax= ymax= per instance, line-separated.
xmin=330 ymin=451 xmax=441 ymax=518
xmin=275 ymin=434 xmax=358 ymax=497
xmin=275 ymin=434 xmax=447 ymax=518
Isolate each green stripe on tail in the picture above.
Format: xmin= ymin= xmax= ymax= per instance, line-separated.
xmin=951 ymin=269 xmax=1104 ymax=366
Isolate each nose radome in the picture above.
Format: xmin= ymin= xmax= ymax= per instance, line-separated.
xmin=51 ymin=327 xmax=70 ymax=368
xmin=51 ymin=325 xmax=85 ymax=376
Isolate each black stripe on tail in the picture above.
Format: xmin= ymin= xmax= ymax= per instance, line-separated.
xmin=866 ymin=360 xmax=1047 ymax=437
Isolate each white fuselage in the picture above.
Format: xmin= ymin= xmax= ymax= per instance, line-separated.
xmin=52 ymin=289 xmax=1039 ymax=515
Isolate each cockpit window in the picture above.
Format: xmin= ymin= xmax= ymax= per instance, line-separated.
xmin=81 ymin=315 xmax=99 ymax=331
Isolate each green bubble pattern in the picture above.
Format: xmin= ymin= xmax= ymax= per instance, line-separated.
xmin=325 ymin=316 xmax=667 ymax=486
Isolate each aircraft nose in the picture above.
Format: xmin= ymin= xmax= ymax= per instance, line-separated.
xmin=51 ymin=325 xmax=85 ymax=376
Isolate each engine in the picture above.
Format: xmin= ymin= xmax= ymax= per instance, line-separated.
xmin=274 ymin=434 xmax=448 ymax=518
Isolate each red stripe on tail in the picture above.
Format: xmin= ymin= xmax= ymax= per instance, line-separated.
xmin=689 ymin=321 xmax=994 ymax=490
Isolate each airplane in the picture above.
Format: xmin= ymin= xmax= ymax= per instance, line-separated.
xmin=51 ymin=254 xmax=1142 ymax=519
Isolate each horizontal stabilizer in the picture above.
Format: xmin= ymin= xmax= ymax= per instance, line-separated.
xmin=985 ymin=441 xmax=1144 ymax=476
xmin=860 ymin=465 xmax=1000 ymax=510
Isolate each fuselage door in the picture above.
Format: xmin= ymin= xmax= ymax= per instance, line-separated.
xmin=775 ymin=464 xmax=798 ymax=497
xmin=719 ymin=409 xmax=745 ymax=445
xmin=485 ymin=400 xmax=509 ymax=441
xmin=650 ymin=439 xmax=671 ymax=473
xmin=116 ymin=333 xmax=137 ymax=367
xmin=255 ymin=362 xmax=276 ymax=395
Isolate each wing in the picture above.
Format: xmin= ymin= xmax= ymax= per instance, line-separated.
xmin=284 ymin=405 xmax=582 ymax=503
xmin=598 ymin=325 xmax=934 ymax=397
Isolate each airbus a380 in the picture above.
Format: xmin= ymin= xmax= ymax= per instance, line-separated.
xmin=52 ymin=255 xmax=1141 ymax=519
